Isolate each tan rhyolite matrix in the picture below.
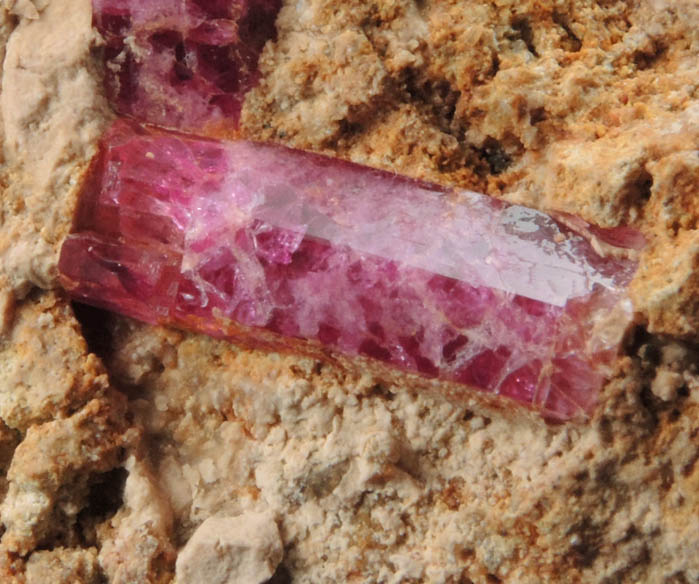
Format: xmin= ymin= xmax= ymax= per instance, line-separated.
xmin=0 ymin=0 xmax=697 ymax=582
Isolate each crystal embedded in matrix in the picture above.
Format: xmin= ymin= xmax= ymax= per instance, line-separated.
xmin=59 ymin=120 xmax=641 ymax=419
xmin=93 ymin=0 xmax=282 ymax=133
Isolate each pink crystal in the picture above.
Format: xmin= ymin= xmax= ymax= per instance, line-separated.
xmin=93 ymin=0 xmax=281 ymax=133
xmin=59 ymin=121 xmax=641 ymax=419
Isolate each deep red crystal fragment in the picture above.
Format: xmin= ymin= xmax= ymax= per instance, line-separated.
xmin=93 ymin=0 xmax=281 ymax=133
xmin=59 ymin=121 xmax=642 ymax=420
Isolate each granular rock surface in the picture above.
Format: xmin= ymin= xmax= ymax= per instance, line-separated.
xmin=0 ymin=1 xmax=697 ymax=583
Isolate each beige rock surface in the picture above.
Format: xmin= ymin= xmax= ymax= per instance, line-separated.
xmin=25 ymin=547 xmax=101 ymax=584
xmin=0 ymin=0 xmax=697 ymax=583
xmin=0 ymin=0 xmax=110 ymax=296
xmin=175 ymin=512 xmax=282 ymax=584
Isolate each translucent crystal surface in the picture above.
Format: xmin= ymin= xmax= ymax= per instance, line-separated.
xmin=59 ymin=121 xmax=641 ymax=419
xmin=93 ymin=0 xmax=281 ymax=132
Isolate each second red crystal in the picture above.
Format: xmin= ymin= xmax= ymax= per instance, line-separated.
xmin=93 ymin=0 xmax=281 ymax=134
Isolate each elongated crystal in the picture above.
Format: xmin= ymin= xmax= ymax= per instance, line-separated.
xmin=93 ymin=0 xmax=281 ymax=133
xmin=59 ymin=121 xmax=641 ymax=419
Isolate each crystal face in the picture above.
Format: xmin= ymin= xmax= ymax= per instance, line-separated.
xmin=59 ymin=121 xmax=641 ymax=419
xmin=93 ymin=0 xmax=282 ymax=133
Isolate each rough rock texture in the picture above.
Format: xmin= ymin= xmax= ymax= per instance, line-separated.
xmin=0 ymin=291 xmax=109 ymax=432
xmin=25 ymin=548 xmax=102 ymax=584
xmin=0 ymin=0 xmax=697 ymax=583
xmin=0 ymin=0 xmax=111 ymax=296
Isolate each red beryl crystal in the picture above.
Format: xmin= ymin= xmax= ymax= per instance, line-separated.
xmin=93 ymin=0 xmax=281 ymax=133
xmin=59 ymin=121 xmax=642 ymax=420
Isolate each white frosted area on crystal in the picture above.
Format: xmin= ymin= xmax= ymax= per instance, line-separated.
xmin=187 ymin=142 xmax=628 ymax=307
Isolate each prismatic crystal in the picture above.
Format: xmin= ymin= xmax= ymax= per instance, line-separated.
xmin=59 ymin=121 xmax=642 ymax=419
xmin=93 ymin=0 xmax=282 ymax=133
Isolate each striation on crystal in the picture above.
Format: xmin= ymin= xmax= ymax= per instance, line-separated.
xmin=59 ymin=120 xmax=642 ymax=420
xmin=93 ymin=0 xmax=282 ymax=133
